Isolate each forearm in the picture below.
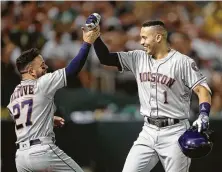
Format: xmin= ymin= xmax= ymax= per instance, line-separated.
xmin=65 ymin=42 xmax=91 ymax=76
xmin=94 ymin=37 xmax=120 ymax=67
xmin=195 ymin=85 xmax=211 ymax=104
xmin=194 ymin=85 xmax=212 ymax=116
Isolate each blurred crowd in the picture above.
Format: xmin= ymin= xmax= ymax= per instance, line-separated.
xmin=1 ymin=1 xmax=222 ymax=117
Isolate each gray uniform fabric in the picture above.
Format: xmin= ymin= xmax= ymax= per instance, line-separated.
xmin=117 ymin=49 xmax=210 ymax=172
xmin=7 ymin=68 xmax=83 ymax=172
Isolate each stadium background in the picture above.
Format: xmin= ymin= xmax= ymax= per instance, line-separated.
xmin=1 ymin=1 xmax=222 ymax=172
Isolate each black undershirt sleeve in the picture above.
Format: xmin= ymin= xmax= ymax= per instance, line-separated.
xmin=93 ymin=37 xmax=122 ymax=70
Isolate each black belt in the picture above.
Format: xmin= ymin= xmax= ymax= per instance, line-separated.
xmin=16 ymin=139 xmax=41 ymax=149
xmin=145 ymin=116 xmax=180 ymax=128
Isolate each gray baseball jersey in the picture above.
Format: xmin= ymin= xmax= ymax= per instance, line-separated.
xmin=117 ymin=49 xmax=210 ymax=119
xmin=118 ymin=49 xmax=211 ymax=172
xmin=7 ymin=68 xmax=67 ymax=144
xmin=7 ymin=68 xmax=84 ymax=172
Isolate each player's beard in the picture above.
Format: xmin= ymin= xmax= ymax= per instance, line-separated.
xmin=41 ymin=70 xmax=47 ymax=76
xmin=143 ymin=45 xmax=151 ymax=54
xmin=147 ymin=43 xmax=158 ymax=57
xmin=36 ymin=70 xmax=47 ymax=78
xmin=145 ymin=46 xmax=153 ymax=55
xmin=144 ymin=44 xmax=154 ymax=55
xmin=146 ymin=48 xmax=151 ymax=55
xmin=146 ymin=39 xmax=158 ymax=56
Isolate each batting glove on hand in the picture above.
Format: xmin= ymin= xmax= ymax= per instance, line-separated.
xmin=192 ymin=113 xmax=209 ymax=132
xmin=85 ymin=13 xmax=101 ymax=31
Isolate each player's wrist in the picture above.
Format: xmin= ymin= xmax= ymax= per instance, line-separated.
xmin=83 ymin=41 xmax=92 ymax=46
xmin=199 ymin=102 xmax=211 ymax=116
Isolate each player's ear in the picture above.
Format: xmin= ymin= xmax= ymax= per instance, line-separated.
xmin=28 ymin=65 xmax=35 ymax=76
xmin=156 ymin=34 xmax=162 ymax=43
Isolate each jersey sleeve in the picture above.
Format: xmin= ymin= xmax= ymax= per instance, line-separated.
xmin=182 ymin=57 xmax=207 ymax=90
xmin=38 ymin=68 xmax=67 ymax=97
xmin=117 ymin=50 xmax=139 ymax=73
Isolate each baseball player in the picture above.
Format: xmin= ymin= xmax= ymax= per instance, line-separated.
xmin=7 ymin=26 xmax=100 ymax=172
xmin=86 ymin=14 xmax=212 ymax=172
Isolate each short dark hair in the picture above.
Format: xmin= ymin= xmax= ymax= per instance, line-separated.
xmin=16 ymin=48 xmax=40 ymax=73
xmin=142 ymin=20 xmax=166 ymax=28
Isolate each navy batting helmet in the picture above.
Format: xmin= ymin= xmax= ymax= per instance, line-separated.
xmin=178 ymin=126 xmax=214 ymax=158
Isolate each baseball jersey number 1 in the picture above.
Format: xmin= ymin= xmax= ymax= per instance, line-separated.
xmin=13 ymin=99 xmax=33 ymax=130
xmin=163 ymin=91 xmax=168 ymax=104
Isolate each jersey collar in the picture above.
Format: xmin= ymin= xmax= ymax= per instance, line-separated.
xmin=150 ymin=49 xmax=176 ymax=63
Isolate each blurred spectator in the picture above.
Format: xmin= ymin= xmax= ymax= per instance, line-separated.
xmin=169 ymin=32 xmax=202 ymax=67
xmin=210 ymin=70 xmax=222 ymax=94
xmin=55 ymin=1 xmax=78 ymax=25
xmin=211 ymin=93 xmax=222 ymax=116
xmin=1 ymin=39 xmax=20 ymax=107
xmin=202 ymin=2 xmax=222 ymax=39
xmin=209 ymin=70 xmax=222 ymax=117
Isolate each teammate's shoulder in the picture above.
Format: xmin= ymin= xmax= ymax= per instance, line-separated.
xmin=8 ymin=85 xmax=19 ymax=104
xmin=37 ymin=73 xmax=53 ymax=85
xmin=37 ymin=68 xmax=65 ymax=82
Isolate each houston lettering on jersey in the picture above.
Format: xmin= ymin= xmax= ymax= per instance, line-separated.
xmin=10 ymin=85 xmax=34 ymax=102
xmin=139 ymin=72 xmax=175 ymax=88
